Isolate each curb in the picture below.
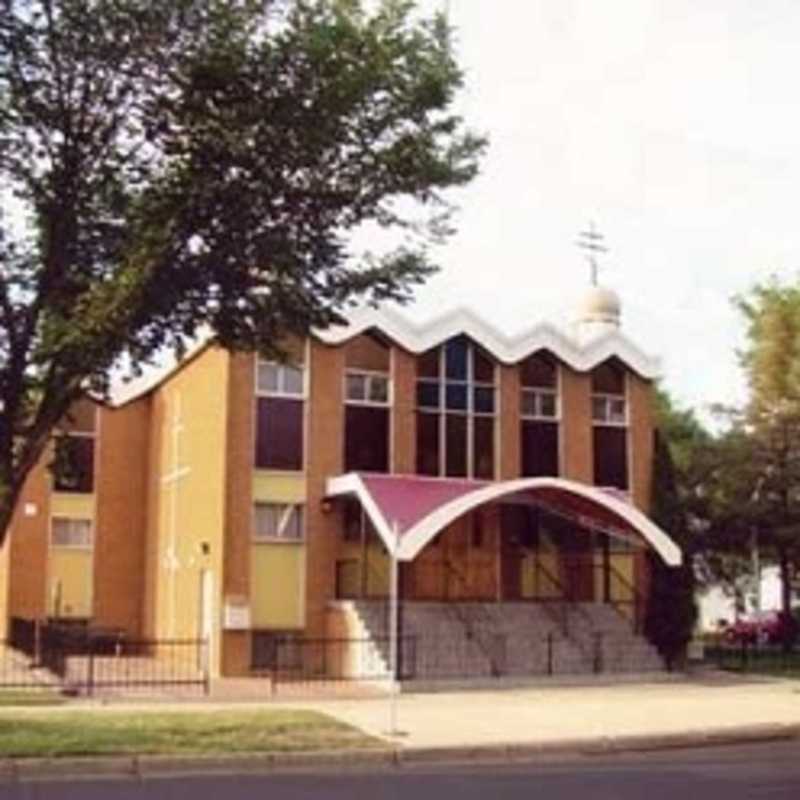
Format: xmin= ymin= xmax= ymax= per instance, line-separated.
xmin=4 ymin=723 xmax=800 ymax=782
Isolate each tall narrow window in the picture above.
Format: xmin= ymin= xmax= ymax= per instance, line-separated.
xmin=591 ymin=359 xmax=628 ymax=489
xmin=344 ymin=334 xmax=391 ymax=473
xmin=415 ymin=336 xmax=496 ymax=479
xmin=53 ymin=400 xmax=97 ymax=493
xmin=255 ymin=353 xmax=306 ymax=471
xmin=520 ymin=352 xmax=560 ymax=477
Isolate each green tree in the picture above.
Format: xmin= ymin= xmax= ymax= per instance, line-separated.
xmin=644 ymin=390 xmax=705 ymax=667
xmin=0 ymin=0 xmax=485 ymax=539
xmin=734 ymin=280 xmax=800 ymax=622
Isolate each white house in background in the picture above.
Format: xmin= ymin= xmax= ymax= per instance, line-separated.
xmin=697 ymin=566 xmax=798 ymax=632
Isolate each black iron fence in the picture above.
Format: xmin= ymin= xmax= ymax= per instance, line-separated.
xmin=705 ymin=640 xmax=800 ymax=676
xmin=267 ymin=636 xmax=416 ymax=690
xmin=5 ymin=618 xmax=209 ymax=697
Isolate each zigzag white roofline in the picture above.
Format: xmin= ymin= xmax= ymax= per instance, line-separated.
xmin=316 ymin=305 xmax=661 ymax=379
xmin=107 ymin=303 xmax=661 ymax=407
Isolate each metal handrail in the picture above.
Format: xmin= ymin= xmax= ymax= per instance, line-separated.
xmin=530 ymin=559 xmax=570 ymax=635
xmin=441 ymin=559 xmax=505 ymax=677
xmin=606 ymin=563 xmax=643 ymax=634
xmin=531 ymin=558 xmax=567 ymax=601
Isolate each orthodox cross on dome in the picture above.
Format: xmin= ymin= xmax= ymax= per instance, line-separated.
xmin=576 ymin=221 xmax=608 ymax=287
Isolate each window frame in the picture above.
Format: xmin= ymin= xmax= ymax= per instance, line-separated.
xmin=520 ymin=387 xmax=560 ymax=421
xmin=254 ymin=350 xmax=308 ymax=473
xmin=256 ymin=360 xmax=307 ymax=399
xmin=416 ymin=339 xmax=497 ymax=479
xmin=253 ymin=502 xmax=306 ymax=543
xmin=52 ymin=431 xmax=97 ymax=494
xmin=591 ymin=393 xmax=628 ymax=426
xmin=344 ymin=368 xmax=391 ymax=407
xmin=50 ymin=516 xmax=93 ymax=550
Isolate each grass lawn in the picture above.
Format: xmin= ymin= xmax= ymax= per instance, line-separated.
xmin=0 ymin=709 xmax=383 ymax=758
xmin=0 ymin=691 xmax=66 ymax=707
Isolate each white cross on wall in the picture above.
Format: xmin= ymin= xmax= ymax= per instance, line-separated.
xmin=161 ymin=391 xmax=191 ymax=637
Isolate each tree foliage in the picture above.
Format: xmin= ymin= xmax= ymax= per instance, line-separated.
xmin=0 ymin=0 xmax=485 ymax=538
xmin=734 ymin=281 xmax=800 ymax=617
xmin=690 ymin=280 xmax=800 ymax=628
xmin=644 ymin=390 xmax=703 ymax=666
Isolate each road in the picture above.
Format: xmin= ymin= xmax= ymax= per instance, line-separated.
xmin=2 ymin=741 xmax=800 ymax=799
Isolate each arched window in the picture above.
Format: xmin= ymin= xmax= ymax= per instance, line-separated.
xmin=255 ymin=340 xmax=306 ymax=471
xmin=519 ymin=351 xmax=560 ymax=477
xmin=591 ymin=359 xmax=628 ymax=489
xmin=415 ymin=336 xmax=496 ymax=479
xmin=343 ymin=333 xmax=391 ymax=473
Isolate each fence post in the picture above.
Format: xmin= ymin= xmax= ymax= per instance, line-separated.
xmin=86 ymin=646 xmax=95 ymax=698
xmin=34 ymin=619 xmax=41 ymax=665
xmin=203 ymin=637 xmax=211 ymax=697
xmin=593 ymin=632 xmax=604 ymax=674
xmin=547 ymin=633 xmax=554 ymax=676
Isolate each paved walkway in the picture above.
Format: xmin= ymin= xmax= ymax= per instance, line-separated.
xmin=283 ymin=673 xmax=800 ymax=749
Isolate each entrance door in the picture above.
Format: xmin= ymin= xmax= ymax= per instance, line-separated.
xmin=198 ymin=569 xmax=214 ymax=671
xmin=560 ymin=530 xmax=595 ymax=602
xmin=500 ymin=505 xmax=529 ymax=600
xmin=500 ymin=544 xmax=523 ymax=600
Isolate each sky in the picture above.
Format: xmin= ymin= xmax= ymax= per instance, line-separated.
xmin=383 ymin=0 xmax=800 ymax=422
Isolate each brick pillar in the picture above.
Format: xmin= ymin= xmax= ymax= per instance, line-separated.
xmin=628 ymin=374 xmax=655 ymax=514
xmin=560 ymin=367 xmax=592 ymax=483
xmin=498 ymin=364 xmax=520 ymax=480
xmin=221 ymin=352 xmax=255 ymax=676
xmin=392 ymin=347 xmax=416 ymax=474
xmin=306 ymin=341 xmax=345 ymax=639
xmin=8 ymin=461 xmax=50 ymax=622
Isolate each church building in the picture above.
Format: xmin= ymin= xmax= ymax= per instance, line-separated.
xmin=0 ymin=281 xmax=681 ymax=682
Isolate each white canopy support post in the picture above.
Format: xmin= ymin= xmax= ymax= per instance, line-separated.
xmin=387 ymin=520 xmax=401 ymax=736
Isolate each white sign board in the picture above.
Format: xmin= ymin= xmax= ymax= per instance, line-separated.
xmin=223 ymin=599 xmax=251 ymax=631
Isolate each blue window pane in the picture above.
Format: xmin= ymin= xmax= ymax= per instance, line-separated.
xmin=474 ymin=387 xmax=495 ymax=414
xmin=445 ymin=336 xmax=469 ymax=380
xmin=417 ymin=381 xmax=440 ymax=409
xmin=446 ymin=383 xmax=468 ymax=411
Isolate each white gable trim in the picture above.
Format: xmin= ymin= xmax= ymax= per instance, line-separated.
xmin=315 ymin=306 xmax=661 ymax=379
xmin=109 ymin=305 xmax=660 ymax=407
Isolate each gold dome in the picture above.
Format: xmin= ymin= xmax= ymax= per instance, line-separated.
xmin=577 ymin=286 xmax=621 ymax=325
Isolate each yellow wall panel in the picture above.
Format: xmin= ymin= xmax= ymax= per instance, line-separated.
xmin=252 ymin=472 xmax=306 ymax=504
xmin=51 ymin=494 xmax=95 ymax=519
xmin=365 ymin=545 xmax=389 ymax=596
xmin=520 ymin=552 xmax=561 ymax=599
xmin=251 ymin=544 xmax=305 ymax=628
xmin=147 ymin=347 xmax=229 ymax=677
xmin=49 ymin=549 xmax=93 ymax=618
xmin=592 ymin=551 xmax=636 ymax=606
xmin=611 ymin=553 xmax=635 ymax=601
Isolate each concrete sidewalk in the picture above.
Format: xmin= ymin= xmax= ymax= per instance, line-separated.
xmin=2 ymin=671 xmax=800 ymax=779
xmin=282 ymin=672 xmax=800 ymax=750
